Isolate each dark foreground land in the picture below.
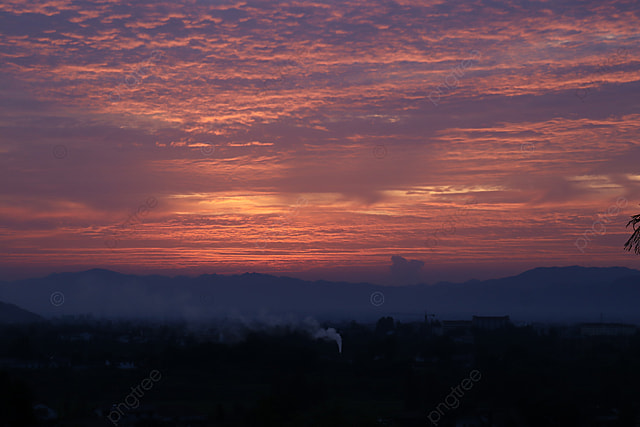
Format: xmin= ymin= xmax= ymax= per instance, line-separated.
xmin=1 ymin=317 xmax=640 ymax=426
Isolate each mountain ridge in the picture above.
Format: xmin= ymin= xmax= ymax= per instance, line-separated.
xmin=1 ymin=266 xmax=639 ymax=323
xmin=0 ymin=300 xmax=43 ymax=323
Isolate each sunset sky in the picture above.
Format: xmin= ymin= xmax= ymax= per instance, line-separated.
xmin=1 ymin=0 xmax=639 ymax=284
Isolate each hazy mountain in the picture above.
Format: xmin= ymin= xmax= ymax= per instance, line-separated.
xmin=0 ymin=266 xmax=639 ymax=323
xmin=0 ymin=300 xmax=43 ymax=323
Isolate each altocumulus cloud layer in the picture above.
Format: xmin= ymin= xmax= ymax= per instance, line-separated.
xmin=0 ymin=0 xmax=639 ymax=282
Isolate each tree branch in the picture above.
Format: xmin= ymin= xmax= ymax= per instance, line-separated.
xmin=624 ymin=214 xmax=640 ymax=254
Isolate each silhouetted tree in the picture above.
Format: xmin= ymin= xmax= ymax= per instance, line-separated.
xmin=624 ymin=211 xmax=640 ymax=254
xmin=0 ymin=371 xmax=35 ymax=426
xmin=375 ymin=317 xmax=395 ymax=335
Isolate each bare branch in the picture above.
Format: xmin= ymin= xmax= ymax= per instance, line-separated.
xmin=624 ymin=213 xmax=640 ymax=254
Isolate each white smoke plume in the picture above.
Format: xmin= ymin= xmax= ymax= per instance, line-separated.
xmin=314 ymin=327 xmax=342 ymax=354
xmin=187 ymin=314 xmax=344 ymax=353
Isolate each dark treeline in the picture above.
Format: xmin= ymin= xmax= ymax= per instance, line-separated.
xmin=1 ymin=317 xmax=639 ymax=426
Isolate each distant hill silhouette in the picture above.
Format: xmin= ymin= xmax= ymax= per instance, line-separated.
xmin=0 ymin=266 xmax=639 ymax=323
xmin=0 ymin=300 xmax=43 ymax=323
